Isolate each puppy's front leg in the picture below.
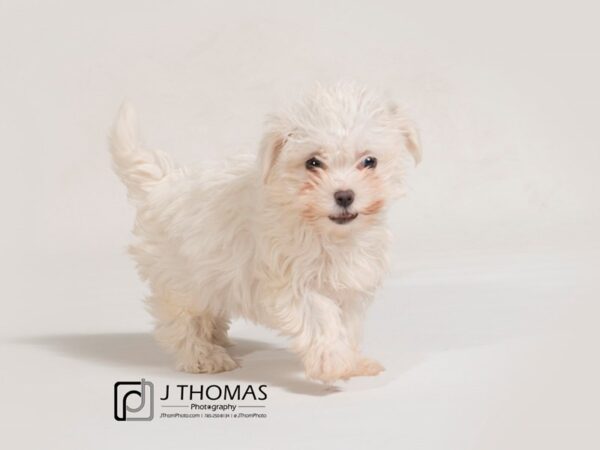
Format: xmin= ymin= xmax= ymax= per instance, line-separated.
xmin=274 ymin=291 xmax=361 ymax=383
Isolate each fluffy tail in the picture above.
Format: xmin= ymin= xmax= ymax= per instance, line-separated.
xmin=109 ymin=102 xmax=176 ymax=203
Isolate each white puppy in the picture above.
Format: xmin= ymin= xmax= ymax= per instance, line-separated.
xmin=110 ymin=83 xmax=421 ymax=383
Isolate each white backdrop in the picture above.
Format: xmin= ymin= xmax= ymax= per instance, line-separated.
xmin=1 ymin=1 xmax=599 ymax=449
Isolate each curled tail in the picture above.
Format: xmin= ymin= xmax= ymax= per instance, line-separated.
xmin=109 ymin=102 xmax=176 ymax=203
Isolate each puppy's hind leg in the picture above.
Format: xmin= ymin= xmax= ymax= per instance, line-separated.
xmin=150 ymin=296 xmax=238 ymax=374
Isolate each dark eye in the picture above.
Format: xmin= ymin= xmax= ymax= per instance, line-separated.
xmin=362 ymin=156 xmax=377 ymax=169
xmin=305 ymin=157 xmax=323 ymax=170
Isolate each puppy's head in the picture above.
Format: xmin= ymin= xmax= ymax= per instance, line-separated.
xmin=259 ymin=83 xmax=420 ymax=234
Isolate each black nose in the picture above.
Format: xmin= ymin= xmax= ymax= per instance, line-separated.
xmin=334 ymin=190 xmax=355 ymax=208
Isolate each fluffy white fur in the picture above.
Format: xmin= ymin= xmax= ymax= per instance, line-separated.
xmin=110 ymin=83 xmax=421 ymax=383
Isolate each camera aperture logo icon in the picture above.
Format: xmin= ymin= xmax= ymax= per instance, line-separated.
xmin=114 ymin=378 xmax=154 ymax=421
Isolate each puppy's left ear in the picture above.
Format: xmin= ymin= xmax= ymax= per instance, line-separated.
xmin=258 ymin=115 xmax=291 ymax=183
xmin=389 ymin=104 xmax=422 ymax=165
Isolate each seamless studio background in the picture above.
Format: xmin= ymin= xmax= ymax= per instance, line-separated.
xmin=1 ymin=1 xmax=599 ymax=449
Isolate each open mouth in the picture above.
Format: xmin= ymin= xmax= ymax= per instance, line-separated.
xmin=328 ymin=212 xmax=358 ymax=224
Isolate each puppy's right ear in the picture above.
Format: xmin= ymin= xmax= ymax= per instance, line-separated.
xmin=388 ymin=103 xmax=422 ymax=166
xmin=258 ymin=116 xmax=290 ymax=183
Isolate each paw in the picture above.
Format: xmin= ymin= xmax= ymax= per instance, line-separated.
xmin=176 ymin=346 xmax=238 ymax=374
xmin=306 ymin=366 xmax=353 ymax=384
xmin=303 ymin=346 xmax=356 ymax=383
xmin=352 ymin=356 xmax=385 ymax=377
